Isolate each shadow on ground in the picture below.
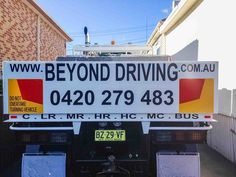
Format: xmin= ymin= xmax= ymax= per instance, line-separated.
xmin=199 ymin=144 xmax=236 ymax=177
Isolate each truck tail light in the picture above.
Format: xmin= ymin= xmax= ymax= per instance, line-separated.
xmin=50 ymin=133 xmax=68 ymax=143
xmin=21 ymin=134 xmax=31 ymax=143
xmin=17 ymin=132 xmax=70 ymax=144
xmin=175 ymin=131 xmax=206 ymax=142
xmin=153 ymin=131 xmax=207 ymax=144
xmin=154 ymin=131 xmax=172 ymax=142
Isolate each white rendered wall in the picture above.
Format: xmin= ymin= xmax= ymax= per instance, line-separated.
xmin=165 ymin=8 xmax=198 ymax=61
xmin=164 ymin=0 xmax=236 ymax=89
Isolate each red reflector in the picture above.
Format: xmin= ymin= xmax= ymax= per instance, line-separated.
xmin=10 ymin=115 xmax=17 ymax=119
xmin=204 ymin=115 xmax=211 ymax=119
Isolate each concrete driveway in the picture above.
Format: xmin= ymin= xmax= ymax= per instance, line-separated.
xmin=199 ymin=144 xmax=236 ymax=177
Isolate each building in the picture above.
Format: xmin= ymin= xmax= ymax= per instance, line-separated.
xmin=147 ymin=0 xmax=236 ymax=89
xmin=0 ymin=0 xmax=72 ymax=171
xmin=0 ymin=0 xmax=72 ymax=67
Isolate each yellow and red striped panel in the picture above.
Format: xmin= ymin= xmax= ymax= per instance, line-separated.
xmin=8 ymin=79 xmax=43 ymax=114
xmin=179 ymin=79 xmax=214 ymax=113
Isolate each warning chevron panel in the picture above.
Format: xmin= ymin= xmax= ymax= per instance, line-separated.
xmin=179 ymin=79 xmax=214 ymax=113
xmin=8 ymin=79 xmax=43 ymax=114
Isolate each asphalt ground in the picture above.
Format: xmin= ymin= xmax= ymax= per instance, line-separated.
xmin=199 ymin=144 xmax=236 ymax=177
xmin=1 ymin=144 xmax=236 ymax=177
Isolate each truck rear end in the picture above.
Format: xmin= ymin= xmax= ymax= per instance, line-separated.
xmin=3 ymin=54 xmax=218 ymax=177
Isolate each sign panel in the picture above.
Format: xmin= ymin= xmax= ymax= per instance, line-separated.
xmin=6 ymin=113 xmax=214 ymax=122
xmin=3 ymin=61 xmax=218 ymax=114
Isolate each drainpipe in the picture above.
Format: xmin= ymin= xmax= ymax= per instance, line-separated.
xmin=37 ymin=16 xmax=41 ymax=61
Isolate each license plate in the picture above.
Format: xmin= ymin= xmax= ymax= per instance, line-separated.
xmin=95 ymin=130 xmax=126 ymax=141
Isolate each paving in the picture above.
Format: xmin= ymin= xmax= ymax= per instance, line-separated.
xmin=1 ymin=144 xmax=236 ymax=177
xmin=199 ymin=144 xmax=236 ymax=177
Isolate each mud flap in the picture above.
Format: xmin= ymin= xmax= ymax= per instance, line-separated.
xmin=156 ymin=152 xmax=200 ymax=177
xmin=22 ymin=153 xmax=66 ymax=177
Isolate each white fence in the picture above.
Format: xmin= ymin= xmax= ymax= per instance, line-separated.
xmin=207 ymin=89 xmax=236 ymax=164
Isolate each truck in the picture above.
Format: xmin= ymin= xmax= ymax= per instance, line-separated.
xmin=3 ymin=43 xmax=218 ymax=177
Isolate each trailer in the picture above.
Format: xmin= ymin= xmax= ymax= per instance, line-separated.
xmin=2 ymin=45 xmax=218 ymax=177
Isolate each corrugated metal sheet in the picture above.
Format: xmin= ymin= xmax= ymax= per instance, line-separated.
xmin=229 ymin=115 xmax=236 ymax=164
xmin=208 ymin=89 xmax=236 ymax=164
xmin=218 ymin=89 xmax=232 ymax=116
xmin=232 ymin=89 xmax=236 ymax=117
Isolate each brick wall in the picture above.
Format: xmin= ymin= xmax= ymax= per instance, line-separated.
xmin=0 ymin=0 xmax=69 ymax=69
xmin=40 ymin=20 xmax=66 ymax=61
xmin=0 ymin=0 xmax=38 ymax=61
xmin=0 ymin=0 xmax=70 ymax=171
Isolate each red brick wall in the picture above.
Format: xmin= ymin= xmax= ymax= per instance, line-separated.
xmin=0 ymin=0 xmax=67 ymax=67
xmin=0 ymin=0 xmax=38 ymax=61
xmin=40 ymin=20 xmax=66 ymax=61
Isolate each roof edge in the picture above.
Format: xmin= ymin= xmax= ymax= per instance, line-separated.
xmin=160 ymin=0 xmax=203 ymax=34
xmin=146 ymin=19 xmax=165 ymax=46
xmin=147 ymin=0 xmax=203 ymax=46
xmin=26 ymin=0 xmax=72 ymax=42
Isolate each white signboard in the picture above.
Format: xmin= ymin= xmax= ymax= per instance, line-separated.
xmin=6 ymin=113 xmax=214 ymax=122
xmin=3 ymin=61 xmax=218 ymax=114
